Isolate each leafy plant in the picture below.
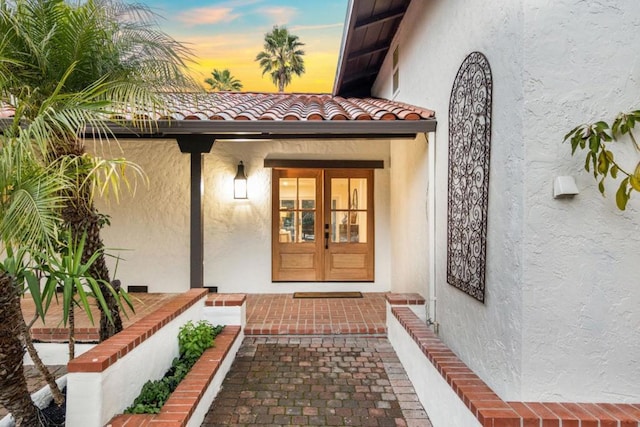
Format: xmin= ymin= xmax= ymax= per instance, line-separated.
xmin=178 ymin=320 xmax=222 ymax=364
xmin=124 ymin=321 xmax=223 ymax=414
xmin=39 ymin=230 xmax=134 ymax=359
xmin=564 ymin=110 xmax=640 ymax=210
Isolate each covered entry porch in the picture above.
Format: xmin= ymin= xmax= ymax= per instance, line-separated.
xmin=98 ymin=92 xmax=437 ymax=298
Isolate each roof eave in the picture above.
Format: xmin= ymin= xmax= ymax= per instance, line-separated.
xmin=332 ymin=0 xmax=356 ymax=96
xmin=92 ymin=119 xmax=436 ymax=139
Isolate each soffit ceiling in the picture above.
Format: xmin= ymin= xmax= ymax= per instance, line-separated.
xmin=333 ymin=0 xmax=412 ymax=97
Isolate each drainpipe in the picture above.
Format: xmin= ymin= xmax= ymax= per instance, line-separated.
xmin=426 ymin=131 xmax=438 ymax=333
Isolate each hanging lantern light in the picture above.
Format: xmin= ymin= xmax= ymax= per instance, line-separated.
xmin=234 ymin=161 xmax=247 ymax=199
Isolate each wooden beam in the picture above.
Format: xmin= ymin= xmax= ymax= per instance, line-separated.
xmin=347 ymin=43 xmax=390 ymax=60
xmin=263 ymin=159 xmax=384 ymax=169
xmin=176 ymin=135 xmax=215 ymax=289
xmin=353 ymin=6 xmax=407 ymax=30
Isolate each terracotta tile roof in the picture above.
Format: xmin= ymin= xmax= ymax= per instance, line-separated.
xmin=157 ymin=92 xmax=434 ymax=122
xmin=0 ymin=92 xmax=434 ymax=122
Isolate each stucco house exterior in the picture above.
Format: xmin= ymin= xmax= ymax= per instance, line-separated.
xmin=99 ymin=0 xmax=639 ymax=407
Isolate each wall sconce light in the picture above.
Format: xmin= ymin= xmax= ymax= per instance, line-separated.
xmin=234 ymin=161 xmax=248 ymax=199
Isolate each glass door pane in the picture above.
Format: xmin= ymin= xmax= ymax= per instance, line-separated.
xmin=329 ymin=177 xmax=367 ymax=243
xmin=278 ymin=176 xmax=316 ymax=243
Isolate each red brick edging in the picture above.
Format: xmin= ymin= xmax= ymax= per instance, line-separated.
xmin=205 ymin=293 xmax=246 ymax=306
xmin=392 ymin=307 xmax=640 ymax=427
xmin=386 ymin=293 xmax=426 ymax=305
xmin=106 ymin=325 xmax=241 ymax=427
xmin=68 ymin=289 xmax=208 ymax=373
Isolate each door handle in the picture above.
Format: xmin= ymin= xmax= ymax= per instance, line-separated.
xmin=324 ymin=224 xmax=329 ymax=249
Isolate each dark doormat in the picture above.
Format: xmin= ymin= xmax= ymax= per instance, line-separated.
xmin=293 ymin=291 xmax=363 ymax=299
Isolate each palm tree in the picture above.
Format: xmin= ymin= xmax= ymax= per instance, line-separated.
xmin=0 ymin=131 xmax=70 ymax=425
xmin=255 ymin=25 xmax=305 ymax=92
xmin=0 ymin=0 xmax=195 ymax=341
xmin=205 ymin=69 xmax=243 ymax=91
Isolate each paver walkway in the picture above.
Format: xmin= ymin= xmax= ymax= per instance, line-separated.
xmin=245 ymin=294 xmax=387 ymax=335
xmin=202 ymin=336 xmax=432 ymax=427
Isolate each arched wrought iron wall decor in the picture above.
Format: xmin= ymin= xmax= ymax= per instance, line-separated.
xmin=446 ymin=51 xmax=492 ymax=303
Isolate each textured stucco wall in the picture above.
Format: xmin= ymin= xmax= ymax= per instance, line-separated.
xmin=520 ymin=0 xmax=640 ymax=401
xmin=389 ymin=133 xmax=429 ymax=296
xmin=373 ymin=0 xmax=640 ymax=402
xmin=373 ymin=0 xmax=526 ymax=399
xmin=95 ymin=139 xmax=191 ymax=294
xmin=97 ymin=138 xmax=394 ymax=294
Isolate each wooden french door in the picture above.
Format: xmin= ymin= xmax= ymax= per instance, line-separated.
xmin=272 ymin=168 xmax=374 ymax=282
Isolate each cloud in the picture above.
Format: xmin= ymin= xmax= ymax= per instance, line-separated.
xmin=215 ymin=0 xmax=263 ymax=8
xmin=289 ymin=23 xmax=344 ymax=32
xmin=256 ymin=6 xmax=298 ymax=25
xmin=177 ymin=7 xmax=240 ymax=26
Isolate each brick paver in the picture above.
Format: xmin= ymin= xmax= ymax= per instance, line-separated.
xmin=21 ymin=293 xmax=178 ymax=342
xmin=202 ymin=336 xmax=432 ymax=426
xmin=245 ymin=294 xmax=387 ymax=335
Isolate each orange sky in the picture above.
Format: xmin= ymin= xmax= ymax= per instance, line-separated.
xmin=150 ymin=1 xmax=348 ymax=93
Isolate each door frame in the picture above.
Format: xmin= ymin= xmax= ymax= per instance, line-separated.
xmin=271 ymin=167 xmax=375 ymax=282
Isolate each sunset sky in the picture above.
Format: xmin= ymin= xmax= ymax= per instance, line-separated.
xmin=144 ymin=0 xmax=348 ymax=93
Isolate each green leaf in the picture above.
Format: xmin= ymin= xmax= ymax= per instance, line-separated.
xmin=597 ymin=151 xmax=608 ymax=175
xmin=589 ymin=134 xmax=599 ymax=153
xmin=600 ymin=131 xmax=612 ymax=142
xmin=564 ymin=125 xmax=580 ymax=141
xmin=616 ymin=178 xmax=630 ymax=210
xmin=75 ymin=278 xmax=94 ymax=325
xmin=612 ymin=118 xmax=620 ymax=135
xmin=585 ymin=151 xmax=593 ymax=172
xmin=571 ymin=135 xmax=580 ymax=154
xmin=611 ymin=165 xmax=618 ymax=179
xmin=26 ymin=271 xmax=46 ymax=321
xmin=630 ymin=175 xmax=640 ymax=192
xmin=594 ymin=121 xmax=609 ymax=133
xmin=42 ymin=276 xmax=58 ymax=316
xmin=598 ymin=179 xmax=605 ymax=195
xmin=93 ymin=279 xmax=114 ymax=325
xmin=621 ymin=123 xmax=629 ymax=134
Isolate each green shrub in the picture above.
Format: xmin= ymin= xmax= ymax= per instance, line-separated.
xmin=179 ymin=321 xmax=223 ymax=365
xmin=124 ymin=321 xmax=223 ymax=414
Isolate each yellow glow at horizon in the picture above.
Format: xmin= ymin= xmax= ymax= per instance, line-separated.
xmin=192 ymin=52 xmax=337 ymax=93
xmin=179 ymin=28 xmax=342 ymax=93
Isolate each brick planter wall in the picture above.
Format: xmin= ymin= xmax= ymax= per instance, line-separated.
xmin=106 ymin=326 xmax=241 ymax=427
xmin=389 ymin=306 xmax=640 ymax=427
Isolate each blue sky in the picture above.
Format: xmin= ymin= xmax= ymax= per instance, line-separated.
xmin=143 ymin=0 xmax=348 ymax=92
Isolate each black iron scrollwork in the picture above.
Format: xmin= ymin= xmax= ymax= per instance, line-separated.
xmin=447 ymin=51 xmax=492 ymax=303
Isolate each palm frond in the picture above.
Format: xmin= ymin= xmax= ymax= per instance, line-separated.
xmin=81 ymin=155 xmax=148 ymax=204
xmin=0 ymin=147 xmax=69 ymax=251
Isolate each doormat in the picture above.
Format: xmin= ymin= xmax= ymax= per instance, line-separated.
xmin=293 ymin=292 xmax=363 ymax=299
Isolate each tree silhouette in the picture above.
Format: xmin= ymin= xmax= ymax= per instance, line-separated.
xmin=205 ymin=68 xmax=243 ymax=91
xmin=256 ymin=26 xmax=305 ymax=92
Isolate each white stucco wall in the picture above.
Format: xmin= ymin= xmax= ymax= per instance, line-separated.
xmin=373 ymin=0 xmax=526 ymax=399
xmin=66 ymin=296 xmax=204 ymax=427
xmin=97 ymin=138 xmax=394 ymax=294
xmin=389 ymin=133 xmax=430 ymax=297
xmin=373 ymin=0 xmax=640 ymax=402
xmin=94 ymin=139 xmax=191 ymax=293
xmin=520 ymin=0 xmax=640 ymax=402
